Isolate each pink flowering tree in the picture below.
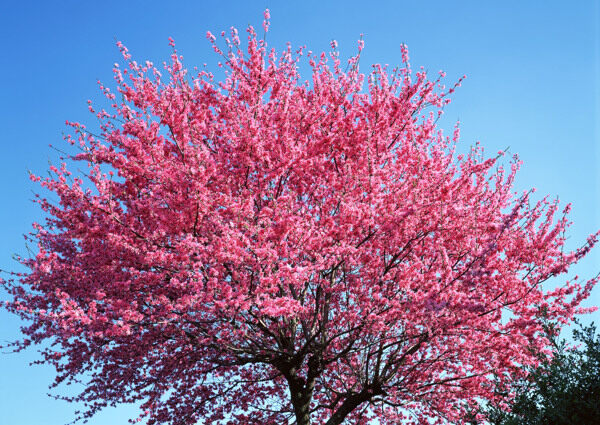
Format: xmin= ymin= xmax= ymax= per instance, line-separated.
xmin=3 ymin=12 xmax=599 ymax=425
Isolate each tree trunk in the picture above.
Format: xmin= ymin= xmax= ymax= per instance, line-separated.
xmin=324 ymin=392 xmax=370 ymax=425
xmin=288 ymin=376 xmax=313 ymax=425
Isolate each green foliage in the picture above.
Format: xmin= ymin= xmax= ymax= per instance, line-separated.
xmin=469 ymin=321 xmax=600 ymax=425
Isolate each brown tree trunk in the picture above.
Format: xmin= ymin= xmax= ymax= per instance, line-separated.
xmin=288 ymin=376 xmax=313 ymax=425
xmin=324 ymin=392 xmax=369 ymax=425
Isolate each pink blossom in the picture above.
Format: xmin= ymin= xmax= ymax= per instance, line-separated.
xmin=2 ymin=12 xmax=598 ymax=425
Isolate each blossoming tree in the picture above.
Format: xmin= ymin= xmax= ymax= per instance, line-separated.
xmin=3 ymin=12 xmax=599 ymax=425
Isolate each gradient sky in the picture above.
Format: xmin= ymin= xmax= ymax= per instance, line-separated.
xmin=1 ymin=1 xmax=598 ymax=424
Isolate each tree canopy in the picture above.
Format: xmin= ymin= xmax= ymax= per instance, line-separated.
xmin=2 ymin=12 xmax=599 ymax=425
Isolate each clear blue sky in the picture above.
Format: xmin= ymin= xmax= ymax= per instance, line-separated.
xmin=0 ymin=1 xmax=598 ymax=424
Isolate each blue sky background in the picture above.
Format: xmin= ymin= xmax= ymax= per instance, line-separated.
xmin=0 ymin=1 xmax=598 ymax=424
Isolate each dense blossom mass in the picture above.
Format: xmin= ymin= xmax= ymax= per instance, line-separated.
xmin=3 ymin=11 xmax=599 ymax=425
